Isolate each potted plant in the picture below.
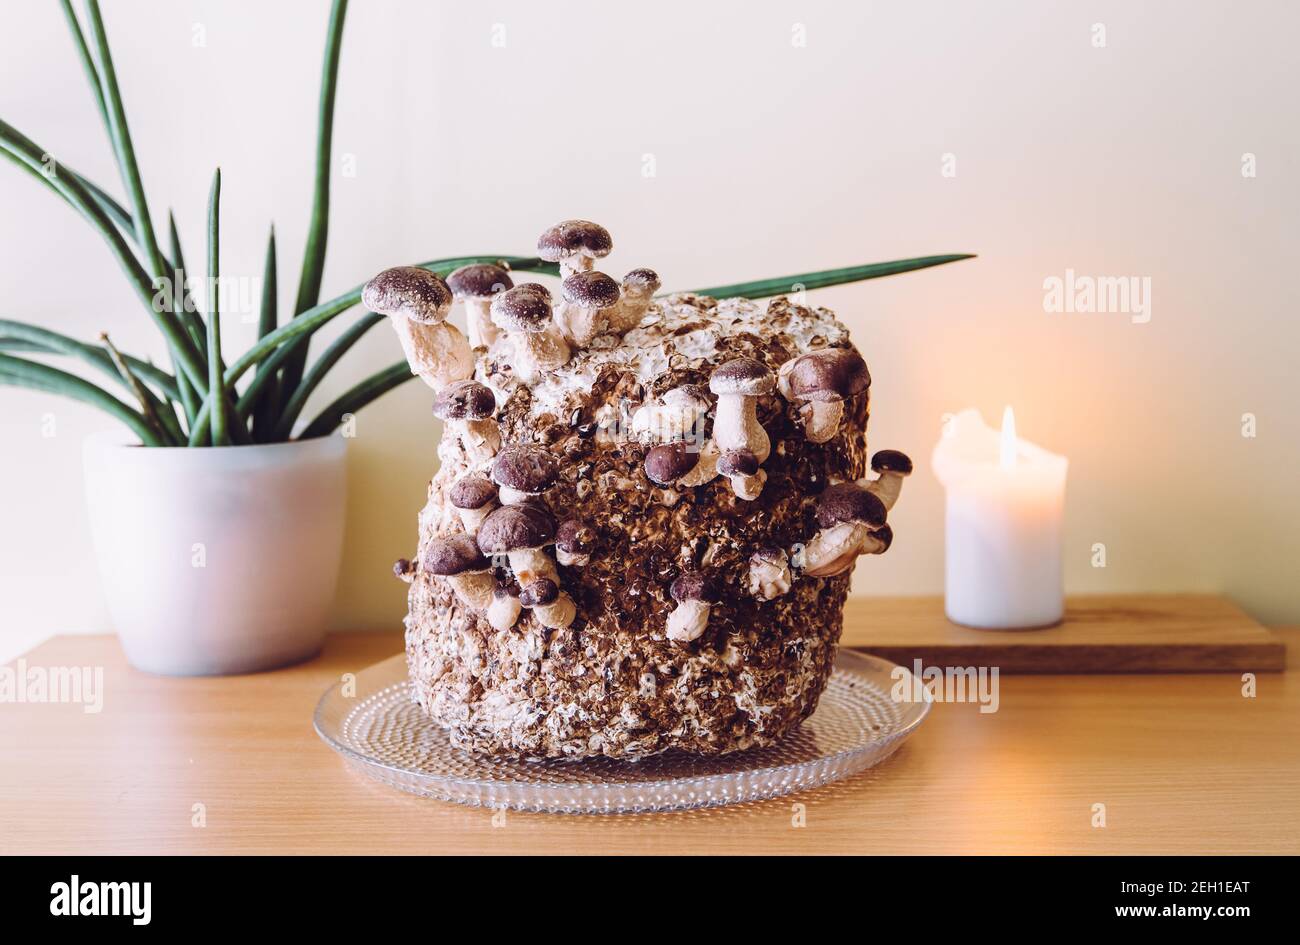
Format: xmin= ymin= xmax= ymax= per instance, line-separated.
xmin=0 ymin=0 xmax=971 ymax=675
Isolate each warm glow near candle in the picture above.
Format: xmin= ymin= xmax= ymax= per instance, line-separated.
xmin=999 ymin=406 xmax=1018 ymax=471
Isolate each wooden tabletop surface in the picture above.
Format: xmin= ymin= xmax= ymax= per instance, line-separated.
xmin=3 ymin=618 xmax=1298 ymax=855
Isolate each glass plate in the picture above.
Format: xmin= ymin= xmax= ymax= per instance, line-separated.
xmin=313 ymin=649 xmax=931 ymax=814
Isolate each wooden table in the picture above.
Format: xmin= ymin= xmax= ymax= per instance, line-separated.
xmin=3 ymin=606 xmax=1298 ymax=855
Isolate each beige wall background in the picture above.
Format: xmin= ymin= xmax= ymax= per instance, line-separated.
xmin=3 ymin=0 xmax=1298 ymax=654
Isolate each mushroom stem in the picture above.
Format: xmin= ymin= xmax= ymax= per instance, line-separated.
xmin=714 ymin=393 xmax=770 ymax=461
xmin=677 ymin=440 xmax=720 ymax=488
xmin=802 ymin=521 xmax=872 ymax=577
xmin=556 ymin=547 xmax=590 ymax=567
xmin=863 ymin=471 xmax=905 ymax=511
xmin=497 ymin=486 xmax=533 ymax=506
xmin=804 ymin=400 xmax=845 ymax=444
xmin=729 ymin=469 xmax=767 ymax=501
xmin=456 ymin=503 xmax=495 ymax=537
xmin=559 ymin=258 xmax=593 ymax=281
xmin=449 ymin=418 xmax=501 ymax=464
xmin=487 ymin=588 xmax=522 ymax=631
xmin=666 ymin=599 xmax=712 ymax=642
xmin=464 ymin=298 xmax=498 ymax=349
xmin=390 ymin=318 xmax=473 ymax=392
xmin=608 ymin=293 xmax=651 ymax=334
xmin=507 ymin=548 xmax=559 ymax=585
xmin=529 ymin=593 xmax=577 ymax=629
xmin=448 ymin=571 xmax=496 ymax=611
xmin=554 ymin=302 xmax=600 ymax=347
xmin=514 ymin=328 xmax=571 ymax=384
xmin=747 ymin=549 xmax=792 ymax=600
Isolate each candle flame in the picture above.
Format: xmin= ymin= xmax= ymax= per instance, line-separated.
xmin=999 ymin=405 xmax=1018 ymax=470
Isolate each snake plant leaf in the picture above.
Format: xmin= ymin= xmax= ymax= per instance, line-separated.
xmin=0 ymin=118 xmax=208 ymax=394
xmin=279 ymin=0 xmax=349 ymax=398
xmin=249 ymin=225 xmax=280 ymax=440
xmin=685 ymin=254 xmax=976 ymax=299
xmin=0 ymin=318 xmax=179 ymax=401
xmin=0 ymin=352 xmax=165 ymax=447
xmin=82 ymin=2 xmax=178 ymax=321
xmin=298 ymin=360 xmax=409 ymax=440
xmin=205 ymin=169 xmax=229 ymax=446
xmin=271 ymin=311 xmax=383 ymax=439
xmin=99 ymin=332 xmax=182 ymax=445
xmin=58 ymin=0 xmax=110 ymax=135
xmin=166 ymin=210 xmax=201 ymax=426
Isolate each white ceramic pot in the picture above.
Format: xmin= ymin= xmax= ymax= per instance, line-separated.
xmin=83 ymin=431 xmax=348 ymax=676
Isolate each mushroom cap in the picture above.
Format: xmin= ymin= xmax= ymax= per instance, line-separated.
xmin=491 ymin=444 xmax=559 ymax=494
xmin=519 ymin=577 xmax=560 ymax=607
xmin=815 ymin=482 xmax=888 ymax=529
xmin=869 ymin=523 xmax=895 ymax=553
xmin=561 ymin=270 xmax=621 ymax=308
xmin=536 ymin=220 xmax=613 ymax=263
xmin=709 ymin=357 xmax=776 ymax=397
xmin=446 ymin=263 xmax=513 ymax=300
xmin=476 ymin=504 xmax=556 ymax=554
xmin=422 ymin=533 xmax=490 ymax=575
xmin=362 ymin=267 xmax=453 ymax=325
xmin=449 ymin=474 xmax=498 ymax=511
xmin=432 ymin=379 xmax=496 ymax=422
xmin=644 ymin=442 xmax=700 ymax=485
xmin=670 ymin=571 xmax=721 ymax=604
xmin=871 ymin=449 xmax=914 ymax=476
xmin=717 ymin=448 xmax=760 ymax=477
xmin=490 ymin=283 xmax=553 ymax=333
xmin=493 ymin=581 xmax=520 ymax=601
xmin=662 ymin=383 xmax=711 ymax=409
xmin=752 ymin=545 xmax=787 ymax=565
xmin=622 ymin=268 xmax=661 ymax=294
xmin=784 ymin=348 xmax=871 ymax=403
xmin=555 ymin=519 xmax=596 ymax=554
xmin=393 ymin=558 xmax=412 ymax=578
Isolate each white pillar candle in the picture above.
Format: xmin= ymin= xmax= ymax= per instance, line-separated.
xmin=932 ymin=407 xmax=1068 ymax=629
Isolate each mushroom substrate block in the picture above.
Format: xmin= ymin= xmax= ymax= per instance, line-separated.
xmin=403 ymin=280 xmax=901 ymax=759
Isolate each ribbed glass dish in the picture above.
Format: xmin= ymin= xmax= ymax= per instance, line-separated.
xmin=314 ymin=649 xmax=930 ymax=814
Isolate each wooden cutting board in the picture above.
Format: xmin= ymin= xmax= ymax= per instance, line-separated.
xmin=839 ymin=594 xmax=1285 ymax=673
